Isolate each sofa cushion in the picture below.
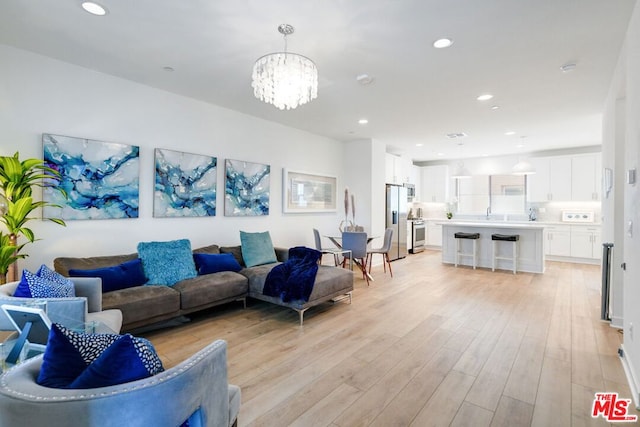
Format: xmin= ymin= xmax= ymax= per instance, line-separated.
xmin=240 ymin=231 xmax=277 ymax=267
xmin=243 ymin=263 xmax=281 ymax=295
xmin=193 ymin=253 xmax=242 ymax=275
xmin=173 ymin=272 xmax=248 ymax=310
xmin=102 ymin=285 xmax=180 ymax=326
xmin=37 ymin=323 xmax=163 ymax=389
xmin=68 ymin=258 xmax=148 ymax=293
xmin=192 ymin=244 xmax=220 ymax=255
xmin=137 ymin=239 xmax=197 ymax=286
xmin=13 ymin=267 xmax=75 ymax=298
xmin=220 ymin=246 xmax=245 ymax=267
xmin=55 ymin=253 xmax=138 ymax=277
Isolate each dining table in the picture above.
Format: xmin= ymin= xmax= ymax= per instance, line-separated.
xmin=325 ymin=235 xmax=377 ymax=282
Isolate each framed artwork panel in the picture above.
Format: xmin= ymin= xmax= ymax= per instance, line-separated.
xmin=283 ymin=169 xmax=337 ymax=213
xmin=154 ymin=148 xmax=217 ymax=217
xmin=224 ymin=159 xmax=270 ymax=216
xmin=43 ymin=133 xmax=139 ymax=220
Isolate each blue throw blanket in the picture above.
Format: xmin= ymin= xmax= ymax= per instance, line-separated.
xmin=263 ymin=246 xmax=321 ymax=302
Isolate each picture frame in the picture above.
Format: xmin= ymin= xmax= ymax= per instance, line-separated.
xmin=224 ymin=159 xmax=270 ymax=216
xmin=42 ymin=133 xmax=140 ymax=220
xmin=154 ymin=148 xmax=217 ymax=218
xmin=283 ymin=169 xmax=337 ymax=213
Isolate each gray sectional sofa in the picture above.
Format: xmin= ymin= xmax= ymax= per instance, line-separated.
xmin=54 ymin=244 xmax=353 ymax=331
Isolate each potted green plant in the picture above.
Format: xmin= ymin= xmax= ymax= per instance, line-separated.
xmin=0 ymin=152 xmax=66 ymax=284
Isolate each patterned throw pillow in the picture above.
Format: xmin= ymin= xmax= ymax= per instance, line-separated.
xmin=12 ymin=266 xmax=75 ymax=298
xmin=37 ymin=323 xmax=164 ymax=389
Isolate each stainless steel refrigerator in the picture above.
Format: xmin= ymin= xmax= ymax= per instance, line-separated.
xmin=385 ymin=184 xmax=408 ymax=260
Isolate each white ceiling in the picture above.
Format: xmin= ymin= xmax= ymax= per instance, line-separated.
xmin=0 ymin=0 xmax=636 ymax=162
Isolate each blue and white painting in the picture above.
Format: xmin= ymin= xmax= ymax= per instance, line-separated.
xmin=43 ymin=134 xmax=139 ymax=220
xmin=224 ymin=159 xmax=270 ymax=216
xmin=154 ymin=149 xmax=217 ymax=217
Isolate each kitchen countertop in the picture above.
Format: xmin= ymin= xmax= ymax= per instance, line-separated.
xmin=438 ymin=220 xmax=546 ymax=229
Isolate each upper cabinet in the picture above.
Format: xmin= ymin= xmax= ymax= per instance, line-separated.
xmin=528 ymin=157 xmax=571 ymax=202
xmin=421 ymin=165 xmax=450 ymax=203
xmin=385 ymin=154 xmax=414 ymax=185
xmin=571 ymin=154 xmax=601 ymax=201
xmin=527 ymin=153 xmax=601 ymax=202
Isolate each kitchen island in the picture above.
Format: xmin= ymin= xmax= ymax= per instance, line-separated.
xmin=440 ymin=221 xmax=546 ymax=273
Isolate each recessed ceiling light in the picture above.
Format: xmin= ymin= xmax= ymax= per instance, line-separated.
xmin=516 ymin=144 xmax=525 ymax=148
xmin=81 ymin=2 xmax=107 ymax=15
xmin=356 ymin=74 xmax=374 ymax=85
xmin=446 ymin=132 xmax=467 ymax=139
xmin=490 ymin=105 xmax=500 ymax=110
xmin=416 ymin=143 xmax=423 ymax=147
xmin=476 ymin=94 xmax=493 ymax=101
xmin=358 ymin=118 xmax=368 ymax=125
xmin=162 ymin=66 xmax=175 ymax=72
xmin=505 ymin=131 xmax=516 ymax=136
xmin=437 ymin=152 xmax=445 ymax=156
xmin=433 ymin=38 xmax=454 ymax=49
xmin=560 ymin=63 xmax=577 ymax=73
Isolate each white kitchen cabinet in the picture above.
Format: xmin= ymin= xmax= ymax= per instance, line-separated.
xmin=545 ymin=225 xmax=571 ymax=257
xmin=570 ymin=225 xmax=602 ymax=260
xmin=529 ymin=156 xmax=571 ymax=202
xmin=529 ymin=154 xmax=601 ymax=202
xmin=421 ymin=165 xmax=450 ymax=203
xmin=385 ymin=154 xmax=412 ymax=184
xmin=571 ymin=154 xmax=601 ymax=201
xmin=426 ymin=221 xmax=443 ymax=247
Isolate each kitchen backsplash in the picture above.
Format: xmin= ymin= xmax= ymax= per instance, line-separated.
xmin=410 ymin=201 xmax=602 ymax=223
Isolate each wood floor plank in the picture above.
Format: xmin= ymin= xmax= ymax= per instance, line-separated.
xmin=139 ymin=252 xmax=636 ymax=427
xmin=409 ymin=370 xmax=476 ymax=427
xmin=450 ymin=401 xmax=494 ymax=427
xmin=491 ymin=396 xmax=534 ymax=427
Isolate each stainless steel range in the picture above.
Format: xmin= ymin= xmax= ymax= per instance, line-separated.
xmin=409 ymin=220 xmax=426 ymax=253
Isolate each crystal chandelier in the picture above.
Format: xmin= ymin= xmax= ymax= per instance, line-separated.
xmin=251 ymin=24 xmax=318 ymax=110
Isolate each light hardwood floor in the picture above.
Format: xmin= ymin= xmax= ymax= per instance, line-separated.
xmin=143 ymin=250 xmax=639 ymax=426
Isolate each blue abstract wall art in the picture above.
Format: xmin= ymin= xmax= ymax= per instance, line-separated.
xmin=154 ymin=148 xmax=217 ymax=218
xmin=42 ymin=134 xmax=140 ymax=220
xmin=224 ymin=159 xmax=270 ymax=216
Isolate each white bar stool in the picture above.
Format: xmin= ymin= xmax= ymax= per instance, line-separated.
xmin=491 ymin=233 xmax=520 ymax=274
xmin=454 ymin=232 xmax=480 ymax=269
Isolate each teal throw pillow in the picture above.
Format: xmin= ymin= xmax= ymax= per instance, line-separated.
xmin=137 ymin=239 xmax=197 ymax=286
xmin=240 ymin=231 xmax=277 ymax=268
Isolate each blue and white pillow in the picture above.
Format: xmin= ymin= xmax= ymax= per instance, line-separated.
xmin=12 ymin=265 xmax=75 ymax=298
xmin=37 ymin=323 xmax=164 ymax=389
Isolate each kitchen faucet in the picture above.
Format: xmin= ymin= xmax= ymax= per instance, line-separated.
xmin=486 ymin=206 xmax=491 ymax=219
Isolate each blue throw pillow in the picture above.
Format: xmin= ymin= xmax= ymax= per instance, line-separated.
xmin=37 ymin=323 xmax=164 ymax=389
xmin=13 ymin=266 xmax=75 ymax=298
xmin=240 ymin=231 xmax=277 ymax=268
xmin=137 ymin=239 xmax=197 ymax=286
xmin=193 ymin=253 xmax=242 ymax=275
xmin=69 ymin=259 xmax=148 ymax=293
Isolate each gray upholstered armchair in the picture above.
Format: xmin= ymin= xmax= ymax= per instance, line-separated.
xmin=0 ymin=339 xmax=241 ymax=427
xmin=0 ymin=277 xmax=123 ymax=333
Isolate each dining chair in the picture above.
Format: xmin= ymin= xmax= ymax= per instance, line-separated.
xmin=366 ymin=227 xmax=394 ymax=277
xmin=312 ymin=228 xmax=344 ymax=266
xmin=341 ymin=231 xmax=370 ymax=285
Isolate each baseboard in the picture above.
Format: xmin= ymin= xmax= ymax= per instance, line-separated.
xmin=611 ymin=316 xmax=624 ymax=329
xmin=620 ymin=344 xmax=640 ymax=409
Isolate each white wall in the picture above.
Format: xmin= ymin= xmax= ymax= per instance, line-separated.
xmin=603 ymin=1 xmax=640 ymax=406
xmin=0 ymin=45 xmax=348 ymax=273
